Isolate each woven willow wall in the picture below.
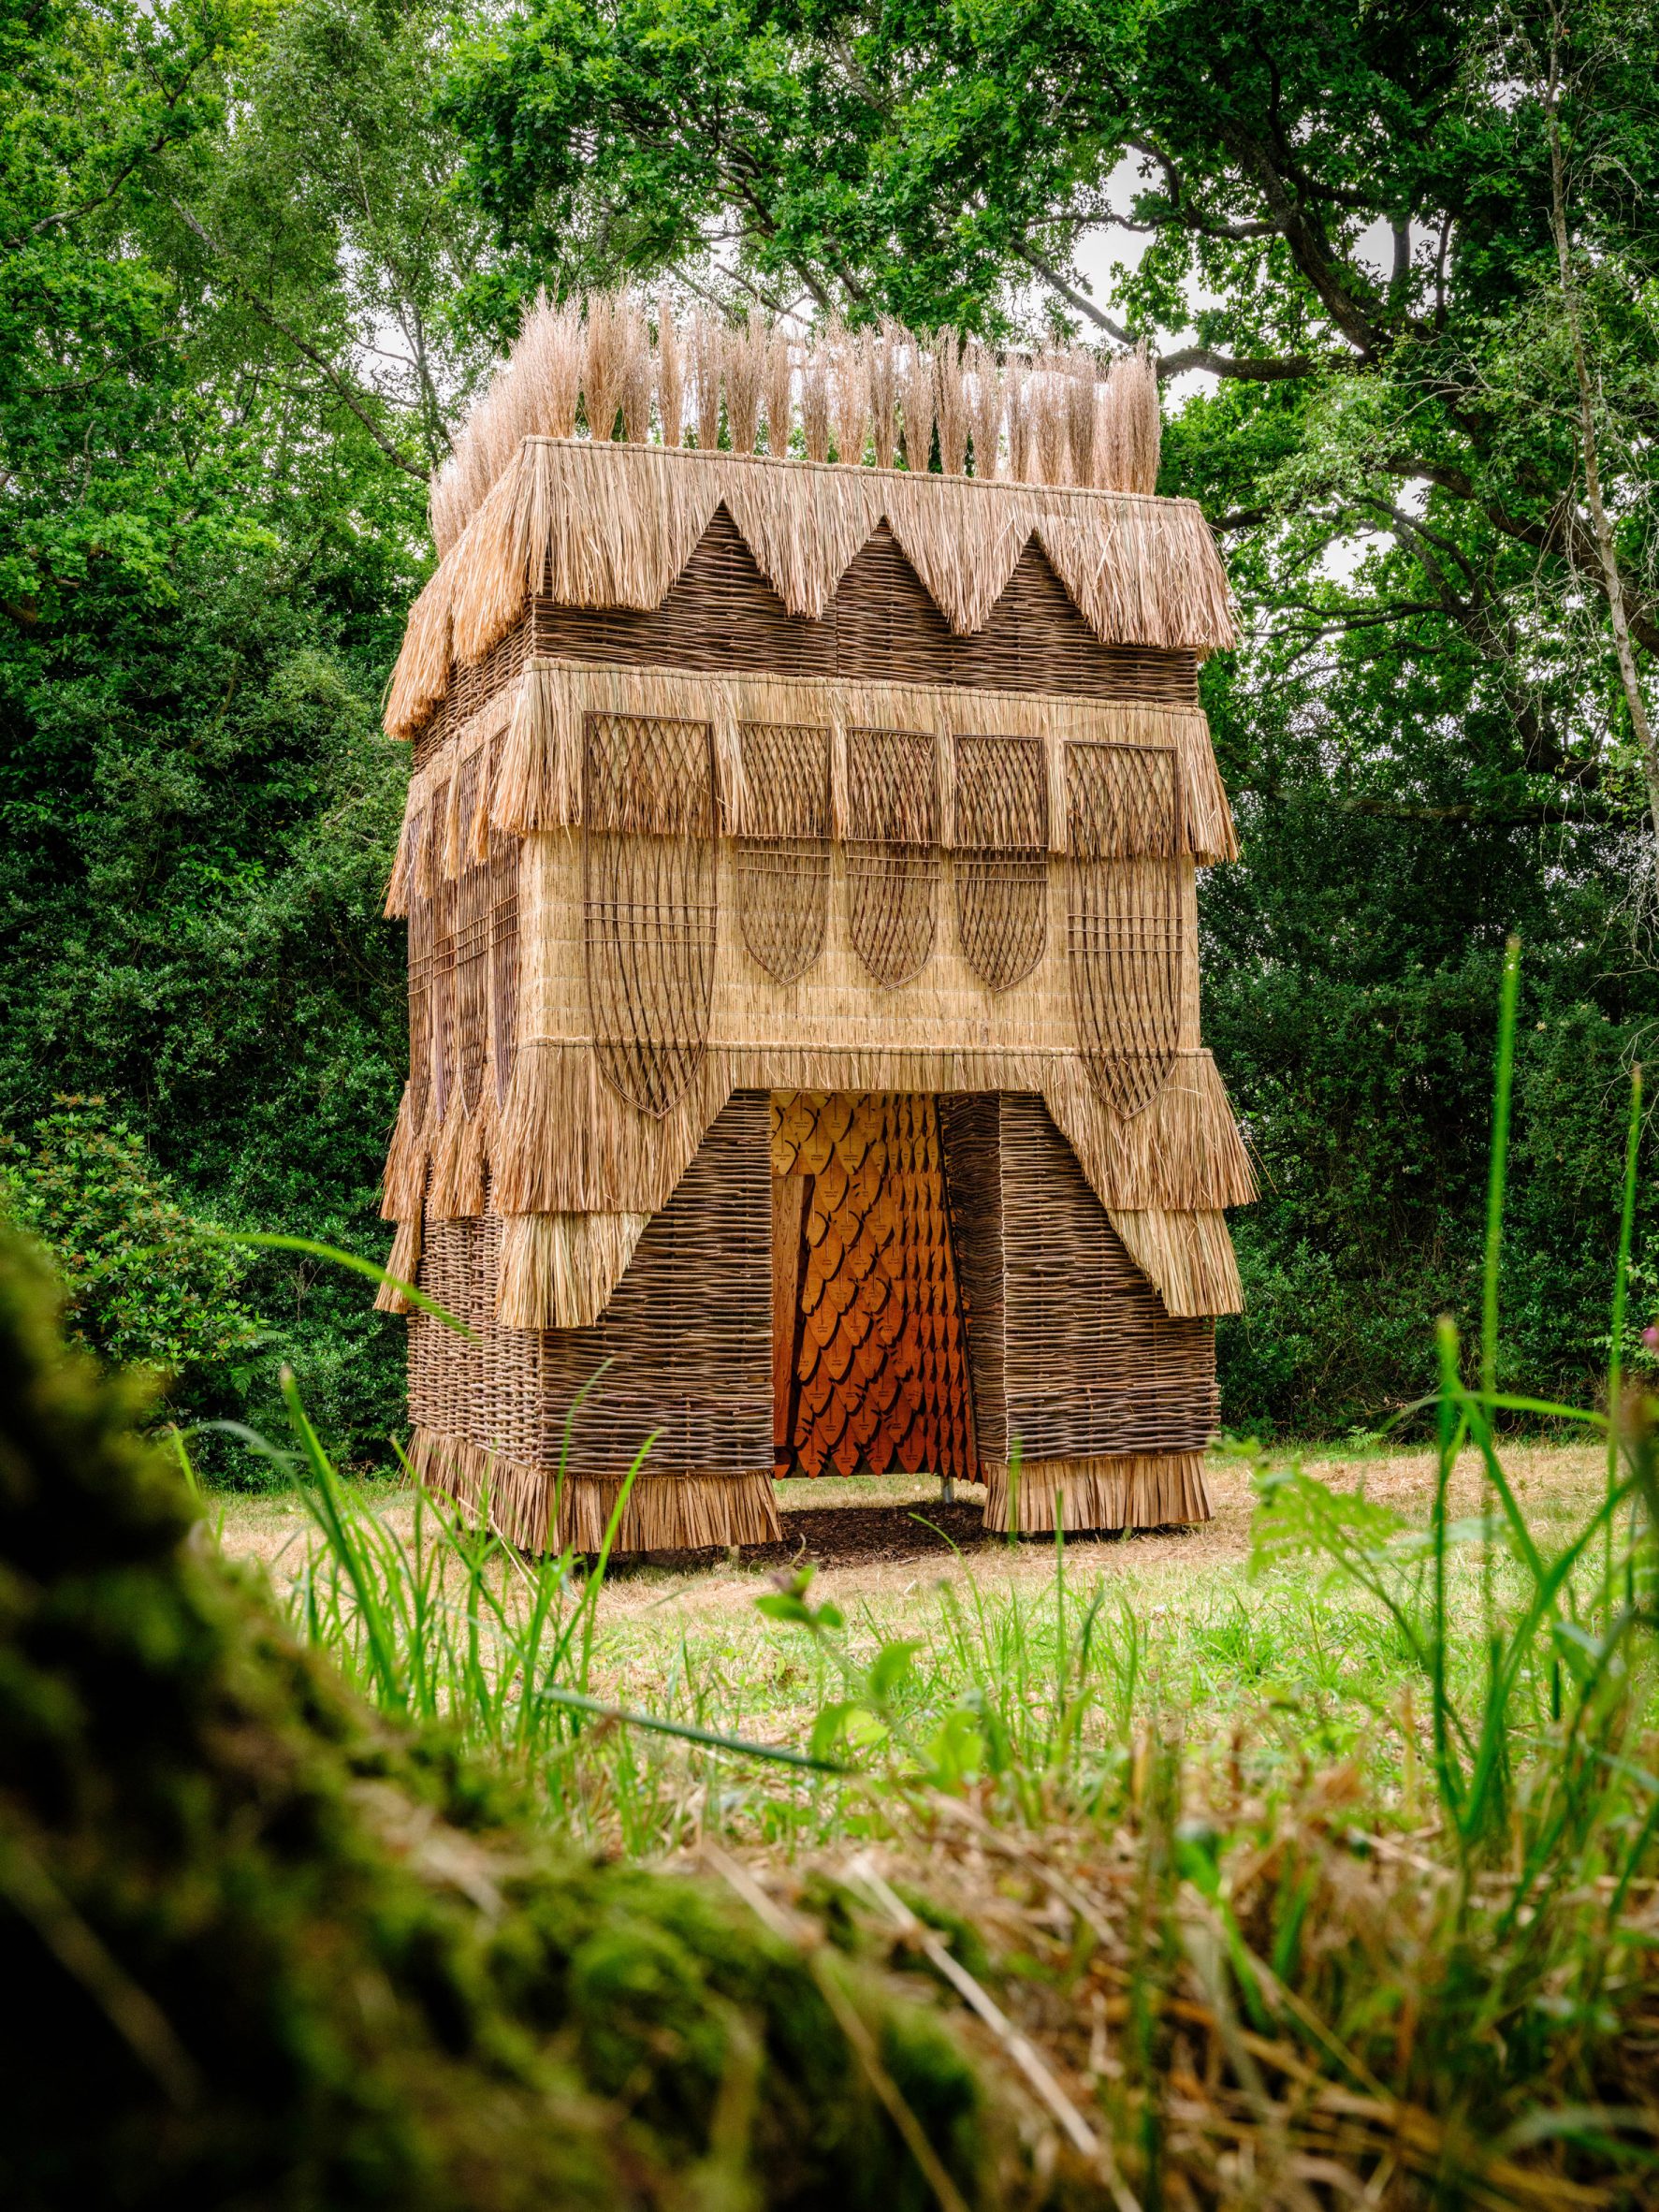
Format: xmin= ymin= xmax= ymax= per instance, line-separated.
xmin=385 ymin=439 xmax=1248 ymax=1550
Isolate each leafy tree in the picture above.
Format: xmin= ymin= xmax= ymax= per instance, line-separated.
xmin=0 ymin=0 xmax=492 ymax=1465
xmin=0 ymin=1095 xmax=262 ymax=1413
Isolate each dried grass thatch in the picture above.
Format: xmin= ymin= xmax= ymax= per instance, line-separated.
xmin=387 ymin=439 xmax=1234 ymax=738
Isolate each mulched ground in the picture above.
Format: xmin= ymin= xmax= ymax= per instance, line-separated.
xmin=600 ymin=1498 xmax=1161 ymax=1576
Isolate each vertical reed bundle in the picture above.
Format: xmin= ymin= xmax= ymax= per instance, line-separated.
xmin=800 ymin=342 xmax=831 ymax=463
xmin=899 ymin=336 xmax=934 ymax=471
xmin=656 ymin=296 xmax=685 ymax=445
xmin=764 ymin=330 xmax=794 ymax=458
xmin=691 ymin=310 xmax=723 ymax=449
xmin=1032 ymin=355 xmax=1069 ymax=486
xmin=724 ymin=312 xmax=764 ymax=456
xmin=618 ymin=296 xmax=652 ymax=444
xmin=1097 ymin=347 xmax=1162 ymax=497
xmin=968 ymin=342 xmax=1001 ymax=481
xmin=1003 ymin=354 xmax=1028 ymax=486
xmin=1066 ymin=348 xmax=1099 ymax=490
xmin=935 ymin=330 xmax=968 ymax=476
xmin=827 ymin=325 xmax=869 ymax=466
xmin=583 ymin=293 xmax=628 ymax=443
xmin=869 ymin=321 xmax=900 ymax=470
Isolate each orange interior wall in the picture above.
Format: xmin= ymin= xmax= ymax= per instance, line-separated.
xmin=771 ymin=1092 xmax=976 ymax=1480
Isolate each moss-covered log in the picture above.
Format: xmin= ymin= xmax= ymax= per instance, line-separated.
xmin=0 ymin=1230 xmax=995 ymax=2209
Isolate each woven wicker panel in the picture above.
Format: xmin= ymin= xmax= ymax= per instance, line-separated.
xmin=1066 ymin=743 xmax=1182 ymax=1116
xmin=517 ymin=515 xmax=1198 ymax=710
xmin=430 ymin=870 xmax=457 ymax=1128
xmin=845 ymin=726 xmax=939 ymax=987
xmin=584 ymin=711 xmax=717 ymax=1116
xmin=406 ymin=806 xmax=433 ymax=1130
xmin=1067 ymin=740 xmax=1182 ymax=859
xmin=770 ymin=1090 xmax=974 ymax=1480
xmin=832 ymin=522 xmax=960 ymax=685
xmin=518 ymin=1091 xmax=771 ymax=1476
xmin=537 ymin=504 xmax=835 ymax=678
xmin=952 ymin=734 xmax=1048 ymax=992
xmin=736 ymin=720 xmax=832 ymax=983
xmin=940 ymin=1091 xmax=1216 ymax=1464
xmin=454 ymin=751 xmax=490 ymax=1115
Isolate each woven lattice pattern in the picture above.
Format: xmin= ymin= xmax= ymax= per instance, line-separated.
xmin=845 ymin=726 xmax=939 ymax=987
xmin=952 ymin=734 xmax=1048 ymax=991
xmin=584 ymin=711 xmax=717 ymax=1115
xmin=939 ymin=1092 xmax=1216 ymax=1465
xmin=770 ymin=1090 xmax=974 ymax=1480
xmin=1067 ymin=740 xmax=1182 ymax=859
xmin=736 ymin=720 xmax=832 ymax=983
xmin=1065 ymin=741 xmax=1182 ymax=1115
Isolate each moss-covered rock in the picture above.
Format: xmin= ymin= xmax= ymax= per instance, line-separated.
xmin=0 ymin=1230 xmax=992 ymax=2208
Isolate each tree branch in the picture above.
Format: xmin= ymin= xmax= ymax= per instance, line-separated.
xmin=167 ymin=200 xmax=429 ymax=483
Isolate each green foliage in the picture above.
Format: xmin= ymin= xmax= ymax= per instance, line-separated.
xmin=0 ymin=1094 xmax=262 ymax=1404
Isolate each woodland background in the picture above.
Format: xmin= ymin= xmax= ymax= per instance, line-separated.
xmin=4 ymin=0 xmax=1655 ymax=1475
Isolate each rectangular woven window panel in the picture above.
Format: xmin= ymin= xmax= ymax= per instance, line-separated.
xmin=406 ymin=804 xmax=433 ymax=1130
xmin=583 ymin=711 xmax=717 ymax=1116
xmin=952 ymin=733 xmax=1048 ymax=991
xmin=770 ymin=1090 xmax=975 ymax=1480
xmin=454 ymin=749 xmax=490 ymax=1116
xmin=845 ymin=726 xmax=939 ymax=987
xmin=736 ymin=720 xmax=832 ymax=983
xmin=939 ymin=1092 xmax=1216 ymax=1462
xmin=1066 ymin=744 xmax=1182 ymax=1116
xmin=1066 ymin=739 xmax=1183 ymax=859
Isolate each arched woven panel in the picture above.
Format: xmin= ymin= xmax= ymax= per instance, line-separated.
xmin=454 ymin=749 xmax=490 ymax=1116
xmin=406 ymin=803 xmax=433 ymax=1130
xmin=1066 ymin=743 xmax=1183 ymax=1116
xmin=736 ymin=720 xmax=832 ymax=983
xmin=952 ymin=733 xmax=1048 ymax=992
xmin=845 ymin=725 xmax=939 ymax=987
xmin=584 ymin=711 xmax=717 ymax=1117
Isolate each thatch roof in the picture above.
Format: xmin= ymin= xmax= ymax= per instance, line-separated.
xmin=386 ymin=439 xmax=1236 ymax=739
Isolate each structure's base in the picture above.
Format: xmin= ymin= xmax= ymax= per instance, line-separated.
xmin=407 ymin=1427 xmax=782 ymax=1554
xmin=982 ymin=1453 xmax=1212 ymax=1535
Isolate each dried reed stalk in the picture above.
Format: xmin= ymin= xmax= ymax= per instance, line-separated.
xmin=724 ymin=312 xmax=764 ymax=455
xmin=1111 ymin=1207 xmax=1242 ymax=1316
xmin=386 ymin=438 xmax=1238 ymax=738
xmin=583 ymin=292 xmax=628 ymax=442
xmin=898 ymin=336 xmax=934 ymax=471
xmin=1002 ymin=355 xmax=1028 ymax=485
xmin=827 ymin=325 xmax=870 ymax=466
xmin=1096 ymin=347 xmax=1161 ymax=495
xmin=982 ymin=1452 xmax=1211 ymax=1534
xmin=1066 ymin=348 xmax=1099 ymax=490
xmin=869 ymin=321 xmax=900 ymax=469
xmin=800 ymin=342 xmax=831 ymax=463
xmin=691 ymin=309 xmax=723 ymax=449
xmin=655 ymin=296 xmax=685 ymax=445
xmin=1032 ymin=355 xmax=1070 ymax=486
xmin=934 ymin=329 xmax=968 ymax=476
xmin=619 ymin=295 xmax=652 ymax=444
xmin=967 ymin=342 xmax=1001 ymax=480
xmin=763 ymin=331 xmax=794 ymax=458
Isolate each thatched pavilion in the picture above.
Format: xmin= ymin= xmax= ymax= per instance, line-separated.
xmin=376 ymin=297 xmax=1252 ymax=1552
